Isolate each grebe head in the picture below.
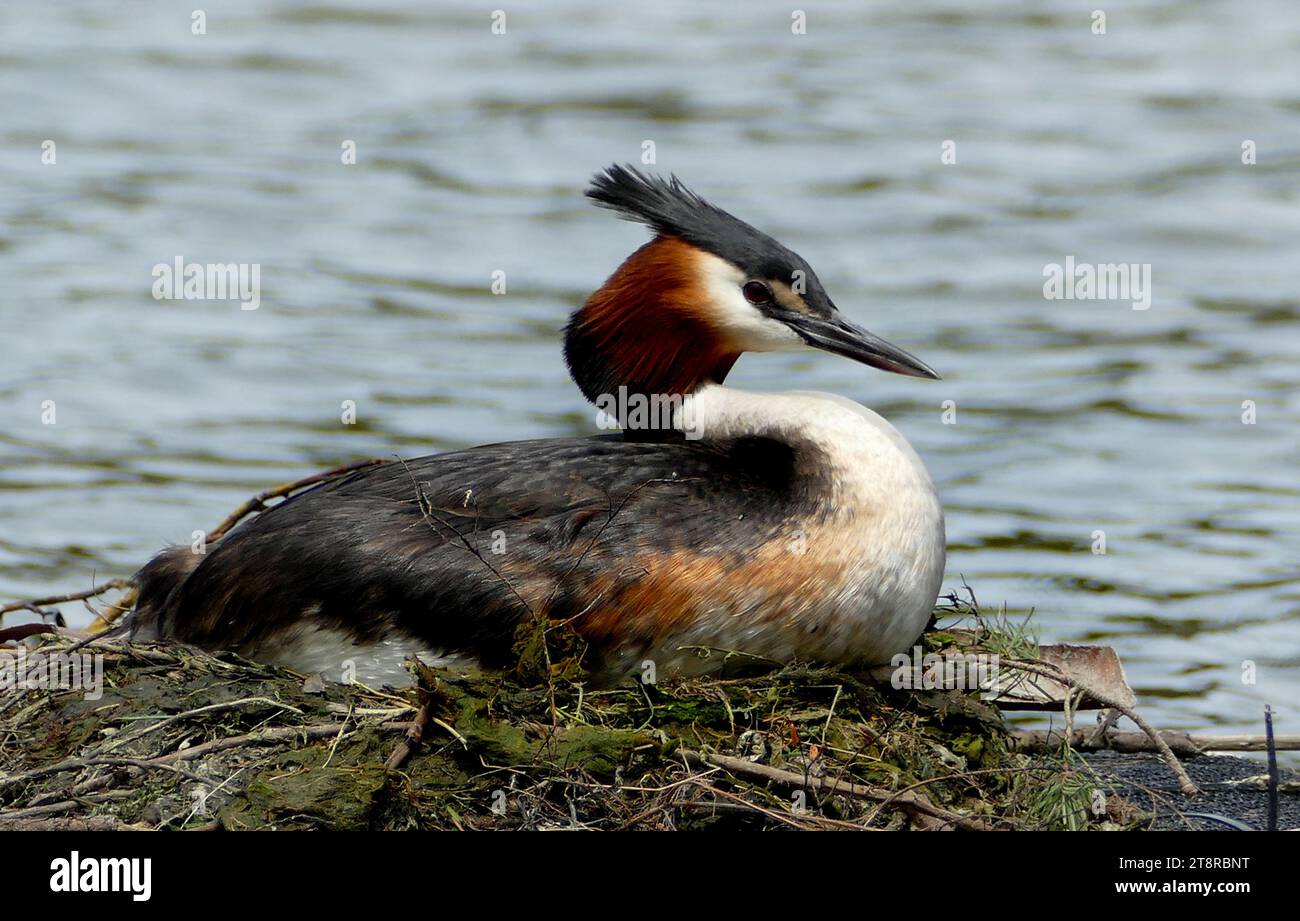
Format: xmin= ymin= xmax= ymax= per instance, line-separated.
xmin=564 ymin=165 xmax=939 ymax=405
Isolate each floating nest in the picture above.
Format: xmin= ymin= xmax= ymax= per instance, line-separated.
xmin=4 ymin=464 xmax=1291 ymax=830
xmin=0 ymin=615 xmax=1174 ymax=832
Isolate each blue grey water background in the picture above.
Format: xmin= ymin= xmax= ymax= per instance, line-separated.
xmin=2 ymin=1 xmax=1297 ymax=747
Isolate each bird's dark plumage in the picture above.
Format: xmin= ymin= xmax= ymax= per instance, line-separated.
xmin=131 ymin=435 xmax=830 ymax=676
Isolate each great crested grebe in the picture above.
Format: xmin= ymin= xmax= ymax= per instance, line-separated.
xmin=125 ymin=165 xmax=946 ymax=686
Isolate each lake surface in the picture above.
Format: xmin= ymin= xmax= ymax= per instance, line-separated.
xmin=2 ymin=1 xmax=1297 ymax=746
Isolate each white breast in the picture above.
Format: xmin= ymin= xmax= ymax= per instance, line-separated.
xmin=683 ymin=384 xmax=947 ymax=662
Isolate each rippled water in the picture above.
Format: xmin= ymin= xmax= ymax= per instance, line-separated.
xmin=2 ymin=1 xmax=1297 ymax=744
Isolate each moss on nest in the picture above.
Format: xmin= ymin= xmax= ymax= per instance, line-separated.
xmin=0 ymin=610 xmax=1150 ymax=831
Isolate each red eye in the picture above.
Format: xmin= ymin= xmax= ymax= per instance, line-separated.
xmin=742 ymin=281 xmax=773 ymax=305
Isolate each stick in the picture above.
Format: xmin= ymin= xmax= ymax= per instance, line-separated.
xmin=683 ymin=780 xmax=868 ymax=831
xmin=0 ymin=800 xmax=78 ymax=821
xmin=1004 ymin=659 xmax=1201 ymax=796
xmin=0 ymin=815 xmax=133 ymax=831
xmin=150 ymin=722 xmax=348 ymax=764
xmin=385 ymin=699 xmax=434 ymax=770
xmin=1265 ymin=705 xmax=1279 ymax=833
xmin=0 ymin=723 xmax=350 ymax=800
xmin=0 ymin=578 xmax=132 ymax=620
xmin=681 ymin=750 xmax=994 ymax=831
xmin=100 ymin=696 xmax=306 ymax=752
xmin=1011 ymin=729 xmax=1300 ymax=756
xmin=0 ymin=756 xmax=208 ymax=792
xmin=207 ymin=458 xmax=386 ymax=542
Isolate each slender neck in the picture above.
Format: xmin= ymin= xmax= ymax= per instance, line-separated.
xmin=564 ymin=236 xmax=739 ymax=412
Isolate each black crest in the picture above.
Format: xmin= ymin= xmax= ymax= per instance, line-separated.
xmin=586 ymin=165 xmax=830 ymax=309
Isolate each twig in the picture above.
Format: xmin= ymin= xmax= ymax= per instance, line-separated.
xmin=2 ymin=722 xmax=361 ymax=799
xmin=0 ymin=755 xmax=209 ymax=792
xmin=207 ymin=458 xmax=386 ymax=542
xmin=0 ymin=814 xmax=138 ymax=831
xmin=1010 ymin=729 xmax=1300 ymax=755
xmin=1004 ymin=659 xmax=1200 ymax=796
xmin=0 ymin=578 xmax=132 ymax=621
xmin=1265 ymin=705 xmax=1279 ymax=833
xmin=101 ymin=696 xmax=306 ymax=752
xmin=0 ymin=800 xmax=78 ymax=821
xmin=684 ymin=780 xmax=866 ymax=831
xmin=384 ymin=699 xmax=433 ymax=770
xmin=151 ymin=722 xmax=348 ymax=764
xmin=323 ymin=707 xmax=353 ymax=769
xmin=681 ymin=750 xmax=994 ymax=831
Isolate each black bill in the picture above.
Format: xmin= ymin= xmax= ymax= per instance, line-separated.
xmin=781 ymin=312 xmax=941 ymax=380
